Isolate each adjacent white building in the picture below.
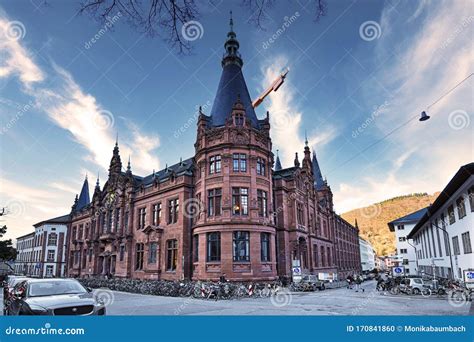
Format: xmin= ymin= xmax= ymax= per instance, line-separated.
xmin=408 ymin=163 xmax=473 ymax=280
xmin=359 ymin=237 xmax=376 ymax=272
xmin=14 ymin=214 xmax=69 ymax=278
xmin=388 ymin=207 xmax=428 ymax=276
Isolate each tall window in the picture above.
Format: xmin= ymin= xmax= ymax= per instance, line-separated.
xmin=448 ymin=205 xmax=456 ymax=224
xmin=208 ymin=188 xmax=222 ymax=216
xmin=233 ymin=231 xmax=250 ymax=262
xmin=452 ymin=236 xmax=460 ymax=255
xmin=47 ymin=233 xmax=57 ymax=246
xmin=456 ymin=197 xmax=466 ymax=219
xmin=135 ymin=243 xmax=144 ymax=270
xmin=72 ymin=226 xmax=77 ymax=240
xmin=297 ymin=203 xmax=304 ymax=225
xmin=148 ymin=242 xmax=157 ymax=264
xmin=261 ymin=233 xmax=271 ymax=262
xmin=115 ymin=209 xmax=121 ymax=232
xmin=193 ymin=235 xmax=199 ymax=262
xmin=107 ymin=211 xmax=113 ymax=232
xmin=256 ymin=157 xmax=266 ymax=176
xmin=119 ymin=245 xmax=125 ymax=261
xmin=209 ymin=155 xmax=221 ymax=174
xmin=79 ymin=224 xmax=84 ymax=239
xmin=89 ymin=248 xmax=93 ymax=262
xmin=232 ymin=188 xmax=248 ymax=215
xmin=234 ymin=113 xmax=244 ymax=126
xmin=257 ymin=190 xmax=268 ymax=217
xmin=168 ymin=199 xmax=179 ymax=224
xmin=468 ymin=186 xmax=474 ymax=212
xmin=232 ymin=153 xmax=247 ymax=172
xmin=153 ymin=203 xmax=162 ymax=225
xmin=206 ymin=232 xmax=221 ymax=262
xmin=138 ymin=208 xmax=146 ymax=229
xmin=166 ymin=240 xmax=178 ymax=271
xmin=461 ymin=232 xmax=472 ymax=254
xmin=124 ymin=211 xmax=129 ymax=232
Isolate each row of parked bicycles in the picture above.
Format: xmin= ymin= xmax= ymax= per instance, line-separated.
xmin=375 ymin=276 xmax=473 ymax=301
xmin=192 ymin=281 xmax=285 ymax=300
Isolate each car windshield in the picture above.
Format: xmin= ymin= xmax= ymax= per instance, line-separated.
xmin=9 ymin=278 xmax=27 ymax=287
xmin=28 ymin=280 xmax=87 ymax=297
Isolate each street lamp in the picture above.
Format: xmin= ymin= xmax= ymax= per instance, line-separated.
xmin=419 ymin=111 xmax=430 ymax=121
xmin=406 ymin=240 xmax=419 ymax=276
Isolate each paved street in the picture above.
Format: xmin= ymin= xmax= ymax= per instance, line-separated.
xmin=2 ymin=281 xmax=471 ymax=316
xmin=98 ymin=281 xmax=472 ymax=316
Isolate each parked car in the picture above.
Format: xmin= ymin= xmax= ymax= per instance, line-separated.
xmin=2 ymin=276 xmax=29 ymax=314
xmin=301 ymin=275 xmax=326 ymax=291
xmin=399 ymin=277 xmax=427 ymax=294
xmin=5 ymin=278 xmax=106 ymax=315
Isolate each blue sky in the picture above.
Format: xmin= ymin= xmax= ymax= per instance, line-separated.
xmin=0 ymin=0 xmax=472 ymax=241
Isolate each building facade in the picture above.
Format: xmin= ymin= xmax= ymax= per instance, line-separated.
xmin=387 ymin=207 xmax=428 ymax=276
xmin=359 ymin=237 xmax=376 ymax=273
xmin=67 ymin=20 xmax=361 ymax=282
xmin=14 ymin=215 xmax=69 ymax=277
xmin=408 ymin=163 xmax=473 ymax=280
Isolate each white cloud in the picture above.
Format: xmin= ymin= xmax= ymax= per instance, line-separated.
xmin=260 ymin=56 xmax=337 ymax=167
xmin=0 ymin=17 xmax=44 ymax=85
xmin=334 ymin=0 xmax=473 ymax=213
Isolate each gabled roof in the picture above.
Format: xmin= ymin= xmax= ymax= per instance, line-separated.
xmin=387 ymin=207 xmax=428 ymax=232
xmin=408 ymin=162 xmax=474 ymax=239
xmin=76 ymin=177 xmax=90 ymax=211
xmin=33 ymin=214 xmax=70 ymax=228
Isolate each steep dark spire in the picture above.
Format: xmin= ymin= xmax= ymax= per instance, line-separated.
xmin=76 ymin=175 xmax=90 ymax=211
xmin=209 ymin=13 xmax=259 ymax=128
xmin=126 ymin=156 xmax=132 ymax=174
xmin=294 ymin=152 xmax=300 ymax=168
xmin=274 ymin=149 xmax=282 ymax=171
xmin=312 ymin=151 xmax=325 ymax=190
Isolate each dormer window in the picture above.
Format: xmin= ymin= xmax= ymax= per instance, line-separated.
xmin=234 ymin=113 xmax=244 ymax=126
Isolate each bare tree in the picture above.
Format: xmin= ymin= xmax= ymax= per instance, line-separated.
xmin=78 ymin=0 xmax=327 ymax=53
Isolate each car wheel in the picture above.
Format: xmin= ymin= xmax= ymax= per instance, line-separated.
xmin=320 ymin=284 xmax=325 ymax=291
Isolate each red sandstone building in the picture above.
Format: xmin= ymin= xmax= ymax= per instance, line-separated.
xmin=67 ymin=21 xmax=361 ymax=282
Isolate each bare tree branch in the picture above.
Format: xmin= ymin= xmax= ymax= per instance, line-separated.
xmin=77 ymin=0 xmax=328 ymax=54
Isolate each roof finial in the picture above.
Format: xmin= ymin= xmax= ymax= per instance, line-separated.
xmin=304 ymin=130 xmax=308 ymax=146
xmin=127 ymin=155 xmax=131 ymax=172
xmin=276 ymin=149 xmax=279 ymax=157
xmin=229 ymin=10 xmax=233 ymax=32
xmin=115 ymin=132 xmax=119 ymax=147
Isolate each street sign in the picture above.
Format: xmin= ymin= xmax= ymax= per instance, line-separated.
xmin=464 ymin=269 xmax=474 ymax=289
xmin=392 ymin=266 xmax=405 ymax=277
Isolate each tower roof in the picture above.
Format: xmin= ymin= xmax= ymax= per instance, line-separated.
xmin=312 ymin=152 xmax=325 ymax=190
xmin=76 ymin=176 xmax=90 ymax=211
xmin=209 ymin=14 xmax=259 ymax=129
xmin=274 ymin=150 xmax=282 ymax=171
